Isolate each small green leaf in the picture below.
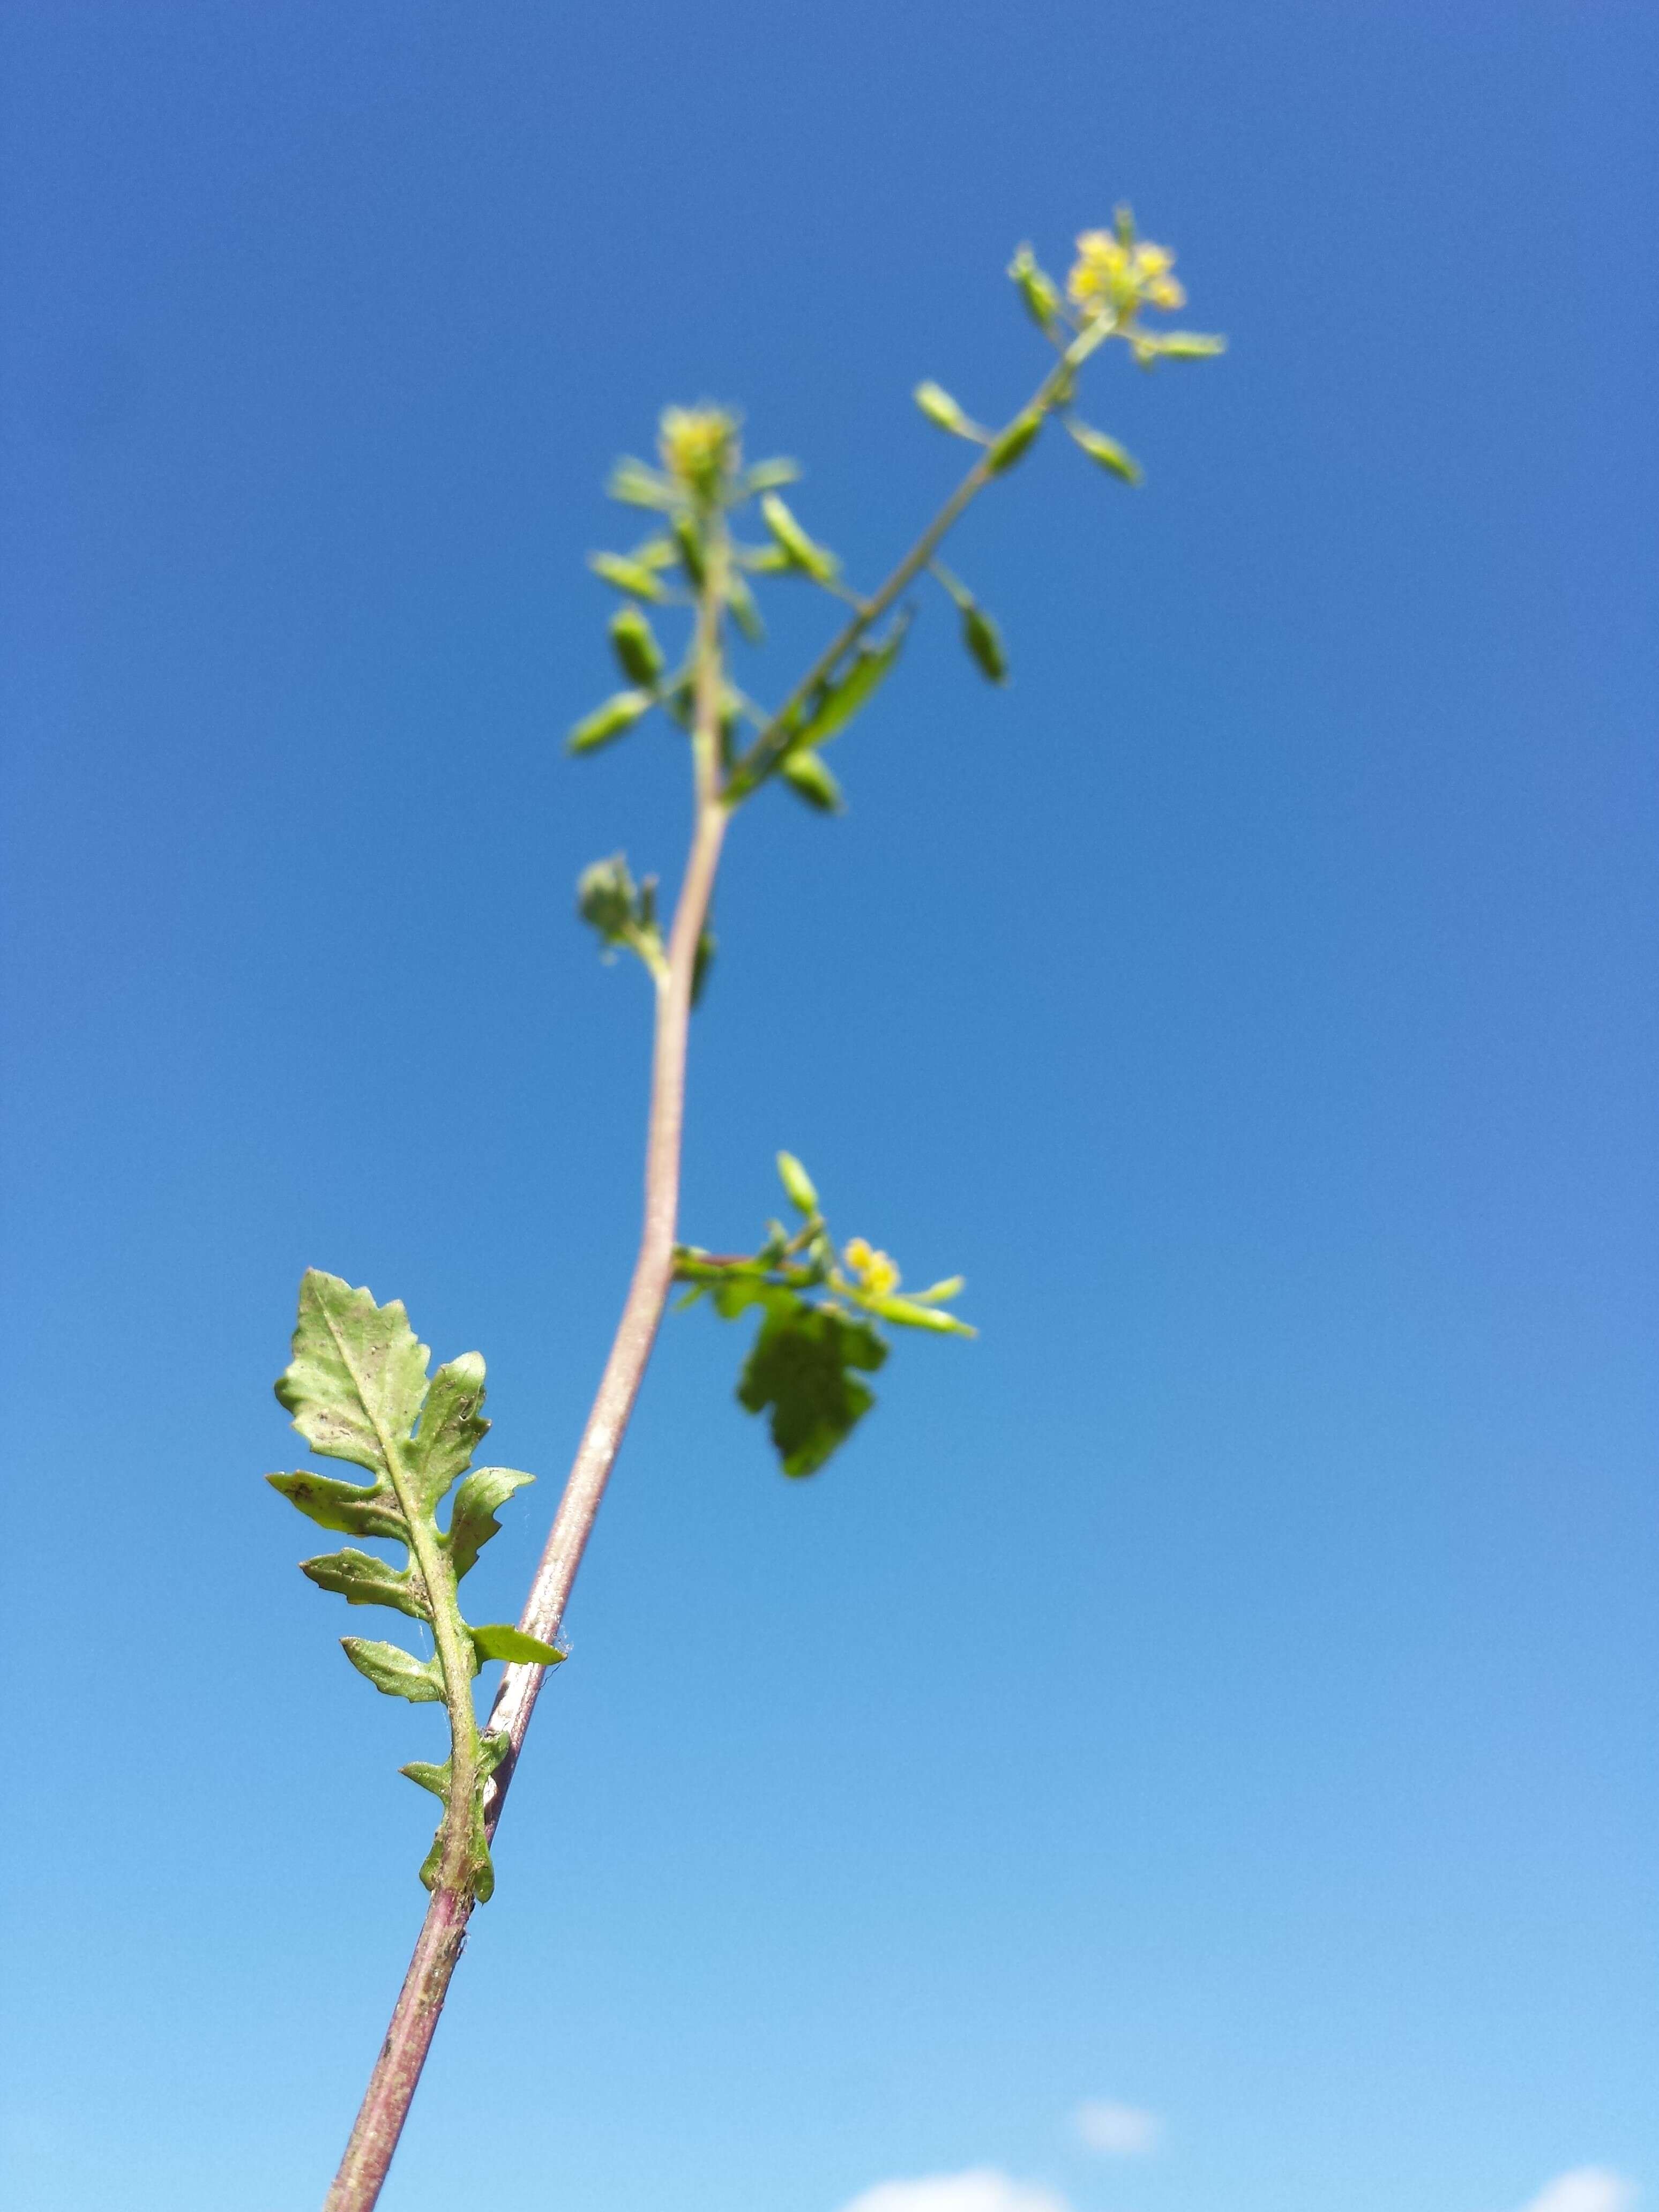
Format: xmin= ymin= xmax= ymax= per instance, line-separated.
xmin=400 ymin=1757 xmax=451 ymax=1799
xmin=1065 ymin=418 xmax=1142 ymax=485
xmin=301 ymin=1547 xmax=430 ymax=1620
xmin=606 ymin=458 xmax=676 ymax=509
xmin=469 ymin=1623 xmax=565 ymax=1666
xmin=609 ymin=602 xmax=664 ymax=685
xmin=986 ymin=410 xmax=1044 ymax=474
xmin=792 ymin=625 xmax=907 ymax=750
xmin=779 ymin=749 xmax=843 ymax=812
xmin=588 ymin=552 xmax=671 ymax=601
xmin=266 ymin=1469 xmax=405 ymax=1542
xmin=276 ymin=1272 xmax=431 ymax=1481
xmin=568 ymin=688 xmax=653 ymax=755
xmin=759 ymin=493 xmax=838 ymax=583
xmin=914 ymin=381 xmax=985 ymax=441
xmin=408 ymin=1352 xmax=490 ymax=1514
xmin=776 ymin=1151 xmax=820 ymax=1216
xmin=341 ymin=1637 xmax=449 ymax=1703
xmin=736 ymin=1295 xmax=888 ymax=1477
xmin=446 ymin=1466 xmax=535 ymax=1581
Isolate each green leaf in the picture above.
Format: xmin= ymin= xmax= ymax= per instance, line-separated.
xmin=266 ymin=1469 xmax=405 ymax=1542
xmin=779 ymin=749 xmax=843 ymax=812
xmin=986 ymin=410 xmax=1044 ymax=474
xmin=400 ymin=1757 xmax=451 ymax=1800
xmin=914 ymin=381 xmax=985 ymax=441
xmin=446 ymin=1466 xmax=535 ymax=1582
xmin=588 ymin=551 xmax=671 ymax=601
xmin=609 ymin=602 xmax=664 ymax=685
xmin=406 ymin=1353 xmax=490 ymax=1515
xmin=301 ymin=1547 xmax=430 ymax=1620
xmin=759 ymin=493 xmax=839 ymax=582
xmin=341 ymin=1637 xmax=450 ymax=1703
xmin=1065 ymin=418 xmax=1142 ymax=485
xmin=469 ymin=1623 xmax=565 ymax=1666
xmin=276 ymin=1271 xmax=430 ymax=1481
xmin=776 ymin=1151 xmax=820 ymax=1216
xmin=606 ymin=458 xmax=676 ymax=509
xmin=736 ymin=1295 xmax=888 ymax=1476
xmin=568 ymin=688 xmax=653 ymax=755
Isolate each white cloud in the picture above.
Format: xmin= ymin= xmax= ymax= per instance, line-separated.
xmin=1073 ymin=2099 xmax=1163 ymax=2157
xmin=838 ymin=2171 xmax=1070 ymax=2212
xmin=1519 ymin=2172 xmax=1638 ymax=2212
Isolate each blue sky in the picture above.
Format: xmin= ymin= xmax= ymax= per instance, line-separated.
xmin=2 ymin=5 xmax=1654 ymax=2210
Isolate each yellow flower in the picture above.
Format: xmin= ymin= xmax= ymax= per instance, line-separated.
xmin=657 ymin=405 xmax=741 ymax=499
xmin=843 ymin=1236 xmax=900 ymax=1299
xmin=1067 ymin=229 xmax=1187 ymax=323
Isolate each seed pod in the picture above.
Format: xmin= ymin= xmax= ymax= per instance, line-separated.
xmin=914 ymin=380 xmax=984 ymax=440
xmin=760 ymin=493 xmax=839 ymax=583
xmin=1006 ymin=243 xmax=1063 ymax=334
xmin=672 ymin=511 xmax=707 ymax=588
xmin=778 ymin=746 xmax=844 ymax=811
xmin=776 ymin=1152 xmax=820 ymax=1216
xmin=608 ymin=602 xmax=664 ymax=685
xmin=986 ymin=410 xmax=1044 ymax=475
xmin=1150 ymin=331 xmax=1227 ymax=361
xmin=589 ymin=552 xmax=670 ymax=602
xmin=961 ymin=602 xmax=1008 ymax=685
xmin=1064 ymin=417 xmax=1143 ymax=485
xmin=567 ymin=688 xmax=653 ymax=754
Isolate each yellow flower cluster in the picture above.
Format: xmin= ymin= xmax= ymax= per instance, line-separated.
xmin=658 ymin=405 xmax=741 ymax=498
xmin=1067 ymin=230 xmax=1186 ymax=322
xmin=843 ymin=1236 xmax=900 ymax=1299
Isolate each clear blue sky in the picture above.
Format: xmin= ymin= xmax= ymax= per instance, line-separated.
xmin=2 ymin=6 xmax=1654 ymax=2211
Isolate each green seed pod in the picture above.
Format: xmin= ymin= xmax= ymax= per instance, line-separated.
xmin=608 ymin=602 xmax=664 ymax=685
xmin=567 ymin=688 xmax=653 ymax=754
xmin=913 ymin=381 xmax=984 ymax=440
xmin=1064 ymin=417 xmax=1143 ymax=485
xmin=961 ymin=602 xmax=1008 ymax=685
xmin=776 ymin=1152 xmax=820 ymax=1216
xmin=986 ymin=410 xmax=1043 ymax=475
xmin=760 ymin=493 xmax=839 ymax=583
xmin=588 ymin=552 xmax=670 ymax=602
xmin=778 ymin=746 xmax=844 ymax=811
xmin=1149 ymin=331 xmax=1228 ymax=360
xmin=672 ymin=511 xmax=707 ymax=588
xmin=1006 ymin=243 xmax=1063 ymax=335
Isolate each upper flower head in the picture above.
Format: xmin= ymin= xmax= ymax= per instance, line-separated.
xmin=843 ymin=1236 xmax=901 ymax=1300
xmin=1067 ymin=227 xmax=1186 ymax=324
xmin=657 ymin=405 xmax=741 ymax=502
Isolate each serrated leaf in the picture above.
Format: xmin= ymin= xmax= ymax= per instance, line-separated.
xmin=341 ymin=1637 xmax=449 ymax=1703
xmin=589 ymin=552 xmax=671 ymax=601
xmin=736 ymin=1295 xmax=887 ymax=1477
xmin=469 ymin=1623 xmax=565 ymax=1666
xmin=1065 ymin=417 xmax=1142 ymax=484
xmin=266 ymin=1469 xmax=406 ymax=1542
xmin=446 ymin=1466 xmax=536 ymax=1581
xmin=301 ymin=1546 xmax=430 ymax=1620
xmin=276 ymin=1271 xmax=430 ymax=1480
xmin=569 ymin=688 xmax=653 ymax=755
xmin=407 ymin=1352 xmax=489 ymax=1514
xmin=779 ymin=749 xmax=843 ymax=812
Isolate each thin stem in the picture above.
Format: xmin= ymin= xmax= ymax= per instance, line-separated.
xmin=319 ymin=546 xmax=731 ymax=2212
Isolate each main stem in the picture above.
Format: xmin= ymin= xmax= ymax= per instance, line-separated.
xmin=318 ymin=338 xmax=1096 ymax=2201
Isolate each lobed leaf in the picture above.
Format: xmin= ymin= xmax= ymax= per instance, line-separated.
xmin=407 ymin=1353 xmax=490 ymax=1516
xmin=266 ymin=1468 xmax=405 ymax=1542
xmin=736 ymin=1293 xmax=888 ymax=1477
xmin=276 ymin=1271 xmax=430 ymax=1481
xmin=301 ymin=1547 xmax=430 ymax=1620
xmin=446 ymin=1466 xmax=535 ymax=1581
xmin=341 ymin=1637 xmax=451 ymax=1703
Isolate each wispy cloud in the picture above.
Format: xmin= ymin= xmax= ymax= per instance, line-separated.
xmin=1073 ymin=2099 xmax=1163 ymax=2157
xmin=1519 ymin=2172 xmax=1638 ymax=2212
xmin=838 ymin=2171 xmax=1071 ymax=2212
